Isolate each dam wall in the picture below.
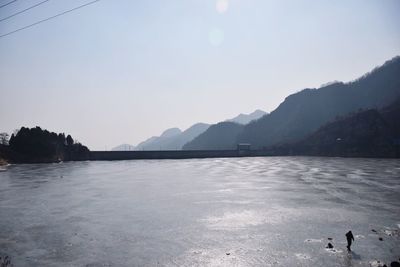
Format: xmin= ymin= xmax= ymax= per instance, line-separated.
xmin=89 ymin=150 xmax=271 ymax=161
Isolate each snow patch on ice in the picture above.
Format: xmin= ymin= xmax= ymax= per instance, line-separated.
xmin=369 ymin=259 xmax=387 ymax=267
xmin=304 ymin=238 xmax=322 ymax=243
xmin=295 ymin=253 xmax=311 ymax=260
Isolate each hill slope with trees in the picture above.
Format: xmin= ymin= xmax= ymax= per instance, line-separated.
xmin=280 ymin=98 xmax=400 ymax=157
xmin=0 ymin=127 xmax=89 ymax=163
xmin=183 ymin=122 xmax=244 ymax=150
xmin=184 ymin=56 xmax=400 ymax=150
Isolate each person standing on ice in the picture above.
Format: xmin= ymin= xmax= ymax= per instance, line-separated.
xmin=346 ymin=230 xmax=354 ymax=251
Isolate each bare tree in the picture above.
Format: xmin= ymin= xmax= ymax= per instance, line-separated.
xmin=0 ymin=132 xmax=9 ymax=145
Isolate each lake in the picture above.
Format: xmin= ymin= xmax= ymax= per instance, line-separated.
xmin=0 ymin=157 xmax=399 ymax=266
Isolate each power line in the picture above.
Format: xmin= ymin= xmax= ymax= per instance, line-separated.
xmin=0 ymin=0 xmax=51 ymax=23
xmin=0 ymin=0 xmax=17 ymax=9
xmin=0 ymin=0 xmax=100 ymax=39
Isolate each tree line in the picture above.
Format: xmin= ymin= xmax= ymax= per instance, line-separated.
xmin=0 ymin=127 xmax=89 ymax=163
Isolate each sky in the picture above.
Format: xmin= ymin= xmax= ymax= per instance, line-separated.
xmin=0 ymin=0 xmax=399 ymax=150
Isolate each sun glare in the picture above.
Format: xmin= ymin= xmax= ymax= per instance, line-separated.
xmin=216 ymin=0 xmax=229 ymax=13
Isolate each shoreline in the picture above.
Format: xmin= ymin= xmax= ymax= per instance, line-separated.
xmin=0 ymin=158 xmax=8 ymax=166
xmin=1 ymin=149 xmax=399 ymax=165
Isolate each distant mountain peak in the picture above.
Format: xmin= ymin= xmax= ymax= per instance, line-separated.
xmin=320 ymin=80 xmax=343 ymax=87
xmin=228 ymin=109 xmax=267 ymax=125
xmin=160 ymin=128 xmax=182 ymax=138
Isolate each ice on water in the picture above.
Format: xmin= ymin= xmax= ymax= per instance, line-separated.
xmin=0 ymin=157 xmax=399 ymax=266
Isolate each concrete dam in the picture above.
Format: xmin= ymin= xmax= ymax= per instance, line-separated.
xmin=89 ymin=149 xmax=272 ymax=161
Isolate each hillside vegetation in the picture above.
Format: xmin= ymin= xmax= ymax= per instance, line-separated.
xmin=184 ymin=56 xmax=400 ymax=150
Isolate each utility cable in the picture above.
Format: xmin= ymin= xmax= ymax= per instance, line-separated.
xmin=0 ymin=0 xmax=100 ymax=39
xmin=0 ymin=0 xmax=17 ymax=9
xmin=0 ymin=0 xmax=51 ymax=23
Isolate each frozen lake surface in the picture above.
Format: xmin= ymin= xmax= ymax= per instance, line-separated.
xmin=0 ymin=157 xmax=400 ymax=266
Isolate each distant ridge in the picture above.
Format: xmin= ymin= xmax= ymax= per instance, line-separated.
xmin=183 ymin=122 xmax=244 ymax=150
xmin=160 ymin=123 xmax=211 ymax=150
xmin=227 ymin=109 xmax=267 ymax=124
xmin=133 ymin=109 xmax=266 ymax=151
xmin=134 ymin=125 xmax=209 ymax=151
xmin=135 ymin=128 xmax=182 ymax=150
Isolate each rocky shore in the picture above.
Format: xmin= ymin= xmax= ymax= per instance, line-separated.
xmin=0 ymin=158 xmax=7 ymax=166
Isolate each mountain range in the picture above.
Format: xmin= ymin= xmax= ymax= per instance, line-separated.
xmin=134 ymin=124 xmax=209 ymax=151
xmin=112 ymin=110 xmax=267 ymax=151
xmin=183 ymin=56 xmax=400 ymax=150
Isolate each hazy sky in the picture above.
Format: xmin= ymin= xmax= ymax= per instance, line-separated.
xmin=1 ymin=0 xmax=399 ymax=150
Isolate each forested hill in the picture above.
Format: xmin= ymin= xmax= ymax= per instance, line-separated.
xmin=183 ymin=122 xmax=244 ymax=150
xmin=283 ymin=97 xmax=400 ymax=157
xmin=184 ymin=56 xmax=400 ymax=150
xmin=0 ymin=127 xmax=89 ymax=163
